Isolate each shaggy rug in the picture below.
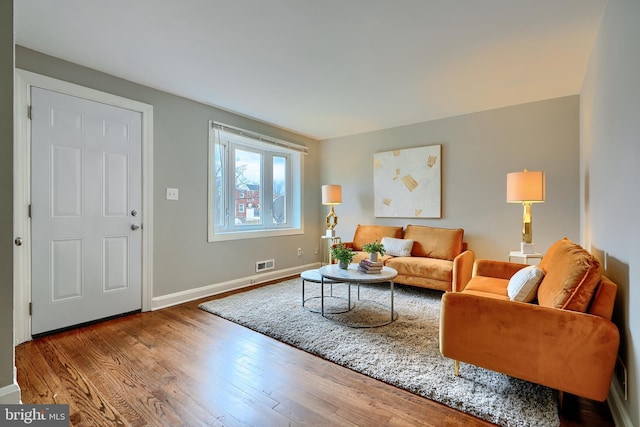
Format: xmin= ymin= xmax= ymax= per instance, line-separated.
xmin=199 ymin=277 xmax=559 ymax=427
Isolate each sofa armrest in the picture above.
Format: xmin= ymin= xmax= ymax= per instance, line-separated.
xmin=440 ymin=292 xmax=620 ymax=401
xmin=452 ymin=250 xmax=475 ymax=292
xmin=472 ymin=259 xmax=528 ymax=280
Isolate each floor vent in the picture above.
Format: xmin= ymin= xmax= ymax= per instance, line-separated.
xmin=256 ymin=259 xmax=275 ymax=273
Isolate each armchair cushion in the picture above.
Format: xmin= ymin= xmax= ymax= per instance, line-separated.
xmin=462 ymin=276 xmax=509 ymax=300
xmin=507 ymin=265 xmax=545 ymax=303
xmin=537 ymin=238 xmax=602 ymax=312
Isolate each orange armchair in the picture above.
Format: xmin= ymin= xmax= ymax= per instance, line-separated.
xmin=440 ymin=239 xmax=620 ymax=401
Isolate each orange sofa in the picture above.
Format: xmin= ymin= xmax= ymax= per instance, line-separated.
xmin=439 ymin=238 xmax=620 ymax=401
xmin=341 ymin=224 xmax=475 ymax=292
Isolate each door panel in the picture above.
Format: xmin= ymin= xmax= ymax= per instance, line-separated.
xmin=51 ymin=145 xmax=83 ymax=217
xmin=31 ymin=87 xmax=142 ymax=335
xmin=103 ymin=236 xmax=129 ymax=292
xmin=51 ymin=238 xmax=83 ymax=301
xmin=103 ymin=152 xmax=129 ymax=217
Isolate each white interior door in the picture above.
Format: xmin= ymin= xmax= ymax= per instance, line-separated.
xmin=30 ymin=87 xmax=142 ymax=335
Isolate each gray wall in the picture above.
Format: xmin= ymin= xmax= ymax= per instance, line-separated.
xmin=0 ymin=0 xmax=14 ymax=399
xmin=16 ymin=47 xmax=323 ymax=298
xmin=320 ymin=96 xmax=580 ymax=261
xmin=581 ymin=0 xmax=640 ymax=424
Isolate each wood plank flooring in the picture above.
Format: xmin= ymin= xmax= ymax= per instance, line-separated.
xmin=16 ymin=280 xmax=615 ymax=426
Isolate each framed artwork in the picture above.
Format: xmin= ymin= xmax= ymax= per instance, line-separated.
xmin=373 ymin=144 xmax=441 ymax=218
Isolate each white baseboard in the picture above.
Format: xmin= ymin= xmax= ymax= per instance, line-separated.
xmin=0 ymin=380 xmax=21 ymax=404
xmin=608 ymin=376 xmax=634 ymax=427
xmin=151 ymin=263 xmax=320 ymax=310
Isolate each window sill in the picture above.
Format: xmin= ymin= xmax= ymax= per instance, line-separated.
xmin=208 ymin=227 xmax=303 ymax=242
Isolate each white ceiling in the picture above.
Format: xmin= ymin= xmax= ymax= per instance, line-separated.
xmin=15 ymin=0 xmax=607 ymax=140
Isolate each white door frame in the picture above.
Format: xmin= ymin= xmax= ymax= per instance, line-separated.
xmin=13 ymin=69 xmax=154 ymax=345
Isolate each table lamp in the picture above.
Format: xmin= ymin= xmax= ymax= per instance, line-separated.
xmin=507 ymin=170 xmax=545 ymax=254
xmin=322 ymin=184 xmax=342 ymax=237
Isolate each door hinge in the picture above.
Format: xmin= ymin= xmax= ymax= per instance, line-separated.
xmin=28 ymin=105 xmax=32 ymax=120
xmin=28 ymin=204 xmax=32 ymax=218
xmin=29 ymin=302 xmax=32 ymax=316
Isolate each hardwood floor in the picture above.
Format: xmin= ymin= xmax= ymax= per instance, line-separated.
xmin=16 ymin=281 xmax=615 ymax=426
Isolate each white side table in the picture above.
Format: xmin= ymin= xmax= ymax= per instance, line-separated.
xmin=321 ymin=235 xmax=341 ymax=265
xmin=509 ymin=251 xmax=543 ymax=264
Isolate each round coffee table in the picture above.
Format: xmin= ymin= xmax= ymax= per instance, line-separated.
xmin=300 ymin=269 xmax=353 ymax=314
xmin=318 ymin=263 xmax=398 ymax=328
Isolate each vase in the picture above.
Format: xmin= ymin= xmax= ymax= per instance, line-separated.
xmin=338 ymin=260 xmax=349 ymax=269
xmin=369 ymin=252 xmax=378 ymax=262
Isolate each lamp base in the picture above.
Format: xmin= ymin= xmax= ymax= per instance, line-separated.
xmin=520 ymin=242 xmax=536 ymax=254
xmin=325 ymin=229 xmax=336 ymax=237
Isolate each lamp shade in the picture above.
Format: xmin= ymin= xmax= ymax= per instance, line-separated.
xmin=322 ymin=184 xmax=342 ymax=205
xmin=506 ymin=170 xmax=545 ymax=203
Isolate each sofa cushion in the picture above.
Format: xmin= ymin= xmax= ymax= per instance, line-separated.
xmin=351 ymin=224 xmax=403 ymax=251
xmin=403 ymin=225 xmax=463 ymax=261
xmin=507 ymin=265 xmax=545 ymax=303
xmin=380 ymin=237 xmax=414 ymax=257
xmin=537 ymin=238 xmax=603 ymax=312
xmin=385 ymin=256 xmax=452 ymax=282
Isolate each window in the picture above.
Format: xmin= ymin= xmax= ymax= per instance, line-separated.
xmin=208 ymin=122 xmax=306 ymax=241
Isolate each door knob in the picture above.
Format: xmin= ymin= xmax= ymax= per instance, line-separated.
xmin=131 ymin=224 xmax=141 ymax=231
xmin=14 ymin=237 xmax=23 ymax=246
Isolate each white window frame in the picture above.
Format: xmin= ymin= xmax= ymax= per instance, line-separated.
xmin=208 ymin=121 xmax=305 ymax=242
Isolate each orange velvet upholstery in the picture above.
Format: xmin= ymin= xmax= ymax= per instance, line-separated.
xmin=350 ymin=224 xmax=403 ymax=251
xmin=536 ymin=238 xmax=603 ymax=312
xmin=404 ymin=224 xmax=464 ymax=260
xmin=341 ymin=224 xmax=403 ymax=265
xmin=470 ymin=259 xmax=527 ymax=282
xmin=439 ymin=239 xmax=620 ymax=401
xmin=341 ymin=224 xmax=474 ymax=292
xmin=588 ymin=278 xmax=617 ymax=320
xmin=440 ymin=290 xmax=619 ymax=401
xmin=462 ymin=276 xmax=510 ymax=299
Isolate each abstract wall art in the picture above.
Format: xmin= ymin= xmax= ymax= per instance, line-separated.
xmin=373 ymin=144 xmax=441 ymax=218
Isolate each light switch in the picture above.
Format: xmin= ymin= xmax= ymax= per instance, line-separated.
xmin=166 ymin=187 xmax=179 ymax=200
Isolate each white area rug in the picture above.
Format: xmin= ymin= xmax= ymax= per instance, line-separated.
xmin=199 ymin=277 xmax=559 ymax=427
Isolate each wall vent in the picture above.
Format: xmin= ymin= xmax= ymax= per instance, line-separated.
xmin=256 ymin=259 xmax=275 ymax=273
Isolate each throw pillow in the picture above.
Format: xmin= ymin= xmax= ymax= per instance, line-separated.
xmin=380 ymin=237 xmax=414 ymax=257
xmin=537 ymin=238 xmax=602 ymax=312
xmin=507 ymin=265 xmax=545 ymax=303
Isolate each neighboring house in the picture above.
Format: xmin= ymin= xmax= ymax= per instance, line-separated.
xmin=235 ymin=184 xmax=260 ymax=223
